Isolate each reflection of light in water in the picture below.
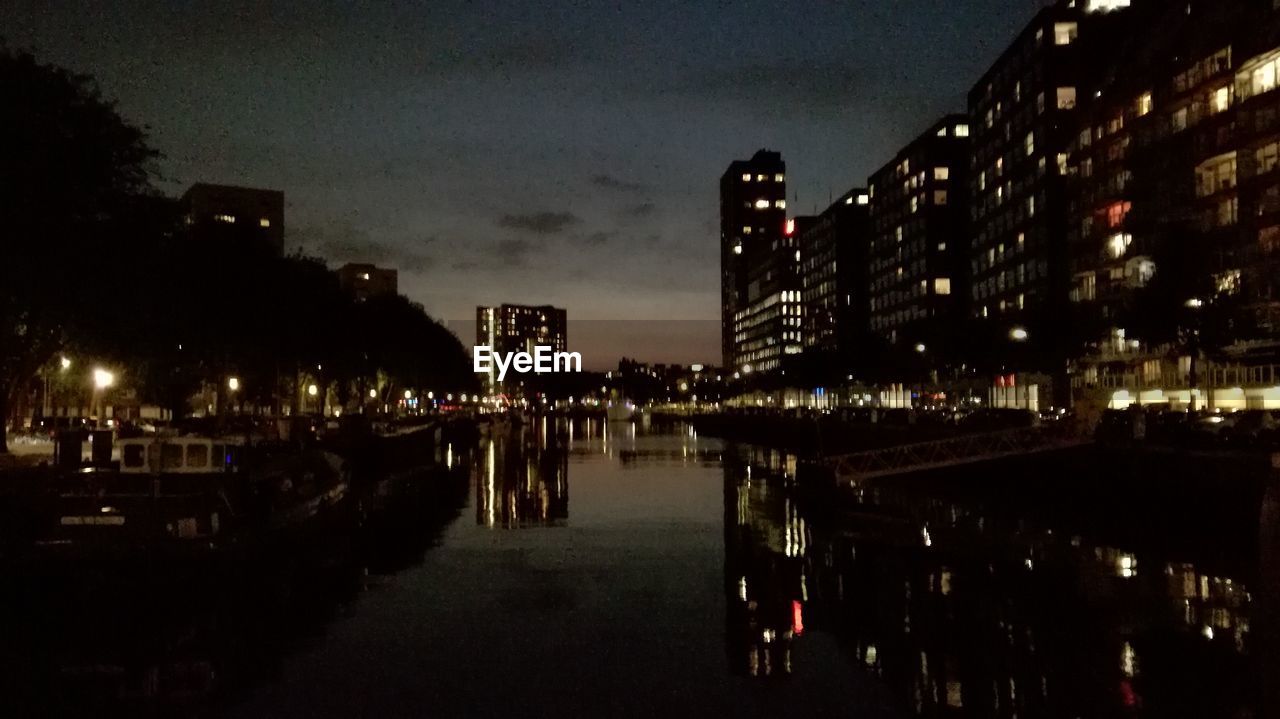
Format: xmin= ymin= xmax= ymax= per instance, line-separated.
xmin=1121 ymin=641 xmax=1137 ymax=677
xmin=485 ymin=441 xmax=495 ymax=527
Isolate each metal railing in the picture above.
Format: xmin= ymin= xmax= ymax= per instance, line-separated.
xmin=823 ymin=425 xmax=1089 ymax=482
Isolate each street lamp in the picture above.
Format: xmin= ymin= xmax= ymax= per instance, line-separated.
xmin=404 ymin=389 xmax=413 ymax=400
xmin=369 ymin=388 xmax=378 ymax=398
xmin=914 ymin=343 xmax=926 ymax=353
xmin=93 ymin=368 xmax=115 ymax=390
xmin=227 ymin=376 xmax=240 ymax=392
xmin=307 ymin=384 xmax=318 ymax=397
xmin=60 ymin=356 xmax=72 ymax=371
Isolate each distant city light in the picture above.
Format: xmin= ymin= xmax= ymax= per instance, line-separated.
xmin=369 ymin=388 xmax=378 ymax=398
xmin=1185 ymin=298 xmax=1204 ymax=308
xmin=427 ymin=391 xmax=435 ymax=400
xmin=404 ymin=389 xmax=413 ymax=399
xmin=1010 ymin=327 xmax=1029 ymax=341
xmin=227 ymin=376 xmax=240 ymax=391
xmin=307 ymin=384 xmax=319 ymax=397
xmin=915 ymin=343 xmax=926 ymax=353
xmin=60 ymin=356 xmax=72 ymax=370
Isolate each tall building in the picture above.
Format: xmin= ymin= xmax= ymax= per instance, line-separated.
xmin=1067 ymin=0 xmax=1280 ymax=406
xmin=797 ymin=187 xmax=870 ymax=369
xmin=475 ymin=304 xmax=568 ymax=391
xmin=967 ymin=1 xmax=1132 ymax=377
xmin=720 ymin=150 xmax=796 ymax=373
xmin=337 ymin=263 xmax=398 ymax=301
xmin=866 ymin=115 xmax=971 ymax=356
xmin=180 ymin=183 xmax=285 ymax=257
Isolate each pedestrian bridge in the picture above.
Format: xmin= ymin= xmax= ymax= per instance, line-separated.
xmin=822 ymin=425 xmax=1091 ymax=482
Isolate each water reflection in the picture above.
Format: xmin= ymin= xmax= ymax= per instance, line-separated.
xmin=0 ymin=453 xmax=473 ymax=718
xmin=724 ymin=445 xmax=1270 ymax=717
xmin=475 ymin=425 xmax=569 ymax=529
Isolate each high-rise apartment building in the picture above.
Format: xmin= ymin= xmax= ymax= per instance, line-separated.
xmin=180 ymin=183 xmax=285 ymax=257
xmin=475 ymin=304 xmax=568 ymax=391
xmin=798 ymin=187 xmax=870 ymax=369
xmin=720 ymin=150 xmax=796 ymax=373
xmin=866 ymin=116 xmax=971 ymax=355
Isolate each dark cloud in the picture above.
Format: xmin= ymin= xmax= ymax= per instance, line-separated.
xmin=591 ymin=174 xmax=647 ymax=192
xmin=571 ymin=230 xmax=617 ymax=247
xmin=496 ymin=211 xmax=581 ymax=234
xmin=289 ymin=223 xmax=435 ymax=273
xmin=494 ymin=238 xmax=534 ymax=267
xmin=625 ymin=202 xmax=656 ymax=218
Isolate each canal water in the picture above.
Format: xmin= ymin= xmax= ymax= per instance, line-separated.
xmin=0 ymin=419 xmax=1273 ymax=717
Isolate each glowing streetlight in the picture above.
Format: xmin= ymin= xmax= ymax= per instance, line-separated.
xmin=307 ymin=384 xmax=319 ymax=397
xmin=60 ymin=356 xmax=71 ymax=371
xmin=742 ymin=364 xmax=753 ymax=374
xmin=914 ymin=343 xmax=926 ymax=353
xmin=369 ymin=388 xmax=378 ymax=398
xmin=227 ymin=376 xmax=240 ymax=392
xmin=1010 ymin=327 xmax=1029 ymax=341
xmin=404 ymin=389 xmax=413 ymax=400
xmin=92 ymin=368 xmax=115 ymax=390
xmin=427 ymin=391 xmax=434 ymax=400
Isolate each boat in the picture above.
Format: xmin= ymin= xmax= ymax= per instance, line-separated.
xmin=14 ymin=434 xmax=352 ymax=564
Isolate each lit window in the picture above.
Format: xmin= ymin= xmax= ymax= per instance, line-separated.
xmin=1086 ymin=0 xmax=1131 ymax=12
xmin=214 ymin=214 xmax=235 ymax=223
xmin=1171 ymin=107 xmax=1189 ymax=132
xmin=1105 ymin=201 xmax=1132 ymax=228
xmin=755 ymin=199 xmax=769 ymax=209
xmin=1056 ymin=87 xmax=1077 ymax=110
xmin=1107 ymin=233 xmax=1132 ymax=258
xmin=856 ymin=194 xmax=869 ymax=205
xmin=742 ymin=173 xmax=751 ymax=182
xmin=1024 ymin=131 xmax=1036 ymax=157
xmin=774 ymin=173 xmax=784 ymax=182
xmin=359 ymin=272 xmax=371 ymax=280
xmin=775 ymin=199 xmax=786 ymax=209
xmin=742 ymin=226 xmax=751 ymax=234
xmin=259 ymin=218 xmax=271 ymax=227
xmin=1209 ymin=85 xmax=1231 ymax=114
xmin=934 ymin=278 xmax=951 ymax=295
xmin=1136 ymin=91 xmax=1153 ymax=116
xmin=733 ymin=244 xmax=742 ymax=255
xmin=953 ymin=124 xmax=969 ymax=137
xmin=934 ymin=167 xmax=949 ymax=181
xmin=934 ymin=190 xmax=948 ymax=205
xmin=1053 ymin=22 xmax=1078 ymax=46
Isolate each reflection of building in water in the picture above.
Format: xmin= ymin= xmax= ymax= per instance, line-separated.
xmin=476 ymin=432 xmax=569 ymax=528
xmin=723 ymin=456 xmax=1258 ymax=715
xmin=723 ymin=455 xmax=808 ymax=678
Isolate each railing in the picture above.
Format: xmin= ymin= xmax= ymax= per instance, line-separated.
xmin=823 ymin=425 xmax=1090 ymax=482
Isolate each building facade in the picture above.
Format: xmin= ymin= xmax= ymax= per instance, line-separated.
xmin=475 ymin=304 xmax=568 ymax=392
xmin=866 ymin=116 xmax=971 ymax=356
xmin=180 ymin=183 xmax=285 ymax=257
xmin=720 ymin=150 xmax=794 ymax=373
xmin=798 ymin=188 xmax=870 ymax=370
xmin=337 ymin=263 xmax=398 ymax=301
xmin=967 ymin=2 xmax=1132 ymax=366
xmin=1067 ymin=0 xmax=1280 ymax=408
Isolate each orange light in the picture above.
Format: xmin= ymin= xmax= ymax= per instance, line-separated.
xmin=784 ymin=218 xmax=795 ymax=236
xmin=792 ymin=600 xmax=804 ymax=636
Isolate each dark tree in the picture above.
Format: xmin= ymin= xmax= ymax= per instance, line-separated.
xmin=0 ymin=48 xmax=157 ymax=452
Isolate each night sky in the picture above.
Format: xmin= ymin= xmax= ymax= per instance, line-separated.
xmin=6 ymin=1 xmax=1041 ymax=368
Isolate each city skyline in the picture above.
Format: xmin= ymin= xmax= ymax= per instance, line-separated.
xmin=3 ymin=0 xmax=1042 ymax=363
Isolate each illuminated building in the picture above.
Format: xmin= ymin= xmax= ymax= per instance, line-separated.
xmin=967 ymin=0 xmax=1133 ymax=395
xmin=797 ymin=187 xmax=870 ymax=370
xmin=179 ymin=183 xmax=285 ymax=257
xmin=867 ymin=115 xmax=971 ymax=355
xmin=1067 ymin=0 xmax=1280 ymax=405
xmin=475 ymin=303 xmax=568 ymax=391
xmin=337 ymin=263 xmax=398 ymax=301
xmin=720 ymin=150 xmax=797 ymax=373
